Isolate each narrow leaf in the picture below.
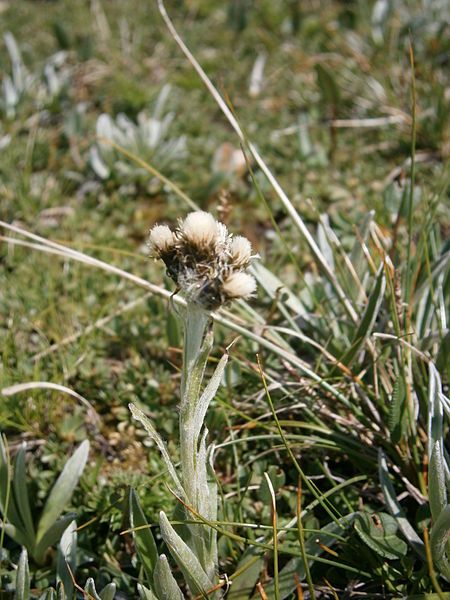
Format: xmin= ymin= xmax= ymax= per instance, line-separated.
xmin=227 ymin=547 xmax=263 ymax=599
xmin=84 ymin=578 xmax=101 ymax=600
xmin=429 ymin=441 xmax=447 ymax=522
xmin=35 ymin=514 xmax=77 ymax=564
xmin=388 ymin=377 xmax=406 ymax=444
xmin=153 ymin=554 xmax=184 ymax=600
xmin=129 ymin=488 xmax=158 ymax=587
xmin=99 ymin=583 xmax=117 ymax=600
xmin=137 ymin=584 xmax=158 ymax=600
xmin=38 ymin=590 xmax=56 ymax=600
xmin=428 ymin=363 xmax=444 ymax=460
xmin=13 ymin=444 xmax=36 ymax=546
xmin=340 ymin=267 xmax=386 ymax=367
xmin=378 ymin=450 xmax=425 ymax=558
xmin=129 ymin=404 xmax=183 ymax=496
xmin=36 ymin=440 xmax=89 ymax=545
xmin=192 ymin=353 xmax=228 ymax=444
xmin=15 ymin=548 xmax=30 ymax=600
xmin=159 ymin=511 xmax=213 ymax=598
xmin=430 ymin=504 xmax=450 ymax=580
xmin=57 ymin=520 xmax=77 ymax=599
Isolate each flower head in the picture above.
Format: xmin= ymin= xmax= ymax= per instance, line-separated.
xmin=148 ymin=211 xmax=257 ymax=309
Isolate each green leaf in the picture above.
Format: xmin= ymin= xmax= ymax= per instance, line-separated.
xmin=354 ymin=512 xmax=407 ymax=560
xmin=430 ymin=504 xmax=450 ymax=579
xmin=428 ymin=363 xmax=444 ymax=461
xmin=129 ymin=489 xmax=158 ymax=588
xmin=36 ymin=440 xmax=89 ymax=546
xmin=15 ymin=548 xmax=30 ymax=600
xmin=84 ymin=578 xmax=101 ymax=600
xmin=13 ymin=444 xmax=36 ymax=548
xmin=129 ymin=404 xmax=183 ymax=496
xmin=34 ymin=513 xmax=77 ymax=564
xmin=0 ymin=434 xmax=24 ymax=534
xmin=153 ymin=554 xmax=184 ymax=600
xmin=227 ymin=547 xmax=263 ymax=599
xmin=99 ymin=583 xmax=117 ymax=600
xmin=378 ymin=450 xmax=425 ymax=558
xmin=340 ymin=267 xmax=386 ymax=367
xmin=2 ymin=522 xmax=29 ymax=548
xmin=429 ymin=441 xmax=447 ymax=522
xmin=57 ymin=520 xmax=77 ymax=599
xmin=137 ymin=584 xmax=158 ymax=600
xmin=159 ymin=511 xmax=213 ymax=598
xmin=388 ymin=376 xmax=406 ymax=444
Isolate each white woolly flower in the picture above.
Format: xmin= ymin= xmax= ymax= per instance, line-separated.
xmin=149 ymin=210 xmax=258 ymax=309
xmin=148 ymin=225 xmax=175 ymax=255
xmin=181 ymin=211 xmax=220 ymax=247
xmin=223 ymin=272 xmax=257 ymax=299
xmin=230 ymin=235 xmax=252 ymax=267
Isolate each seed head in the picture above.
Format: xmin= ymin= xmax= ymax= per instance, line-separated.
xmin=180 ymin=211 xmax=219 ymax=248
xmin=148 ymin=211 xmax=257 ymax=309
xmin=230 ymin=236 xmax=253 ymax=268
xmin=148 ymin=225 xmax=175 ymax=256
xmin=223 ymin=272 xmax=257 ymax=299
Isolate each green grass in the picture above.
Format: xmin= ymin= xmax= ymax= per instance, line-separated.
xmin=0 ymin=0 xmax=449 ymax=598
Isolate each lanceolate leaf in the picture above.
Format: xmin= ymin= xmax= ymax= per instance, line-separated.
xmin=378 ymin=450 xmax=425 ymax=558
xmin=36 ymin=440 xmax=89 ymax=546
xmin=0 ymin=434 xmax=24 ymax=534
xmin=430 ymin=504 xmax=450 ymax=580
xmin=84 ymin=578 xmax=101 ymax=600
xmin=13 ymin=444 xmax=35 ymax=546
xmin=129 ymin=488 xmax=158 ymax=588
xmin=15 ymin=548 xmax=30 ymax=600
xmin=227 ymin=547 xmax=263 ymax=599
xmin=388 ymin=376 xmax=406 ymax=444
xmin=159 ymin=511 xmax=213 ymax=598
xmin=192 ymin=353 xmax=228 ymax=449
xmin=429 ymin=441 xmax=447 ymax=522
xmin=129 ymin=404 xmax=183 ymax=497
xmin=153 ymin=554 xmax=184 ymax=600
xmin=35 ymin=514 xmax=77 ymax=564
xmin=137 ymin=584 xmax=158 ymax=600
xmin=428 ymin=363 xmax=444 ymax=460
xmin=99 ymin=583 xmax=117 ymax=600
xmin=340 ymin=267 xmax=386 ymax=367
xmin=57 ymin=520 xmax=77 ymax=599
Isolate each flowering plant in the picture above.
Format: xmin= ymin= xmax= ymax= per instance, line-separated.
xmin=129 ymin=211 xmax=257 ymax=598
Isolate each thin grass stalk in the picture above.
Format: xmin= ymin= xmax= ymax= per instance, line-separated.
xmin=296 ymin=480 xmax=316 ymax=600
xmin=264 ymin=472 xmax=280 ymax=600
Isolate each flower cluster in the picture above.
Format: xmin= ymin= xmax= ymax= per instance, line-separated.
xmin=148 ymin=211 xmax=257 ymax=309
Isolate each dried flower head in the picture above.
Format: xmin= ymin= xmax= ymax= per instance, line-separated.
xmin=148 ymin=225 xmax=176 ymax=256
xmin=149 ymin=211 xmax=257 ymax=309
